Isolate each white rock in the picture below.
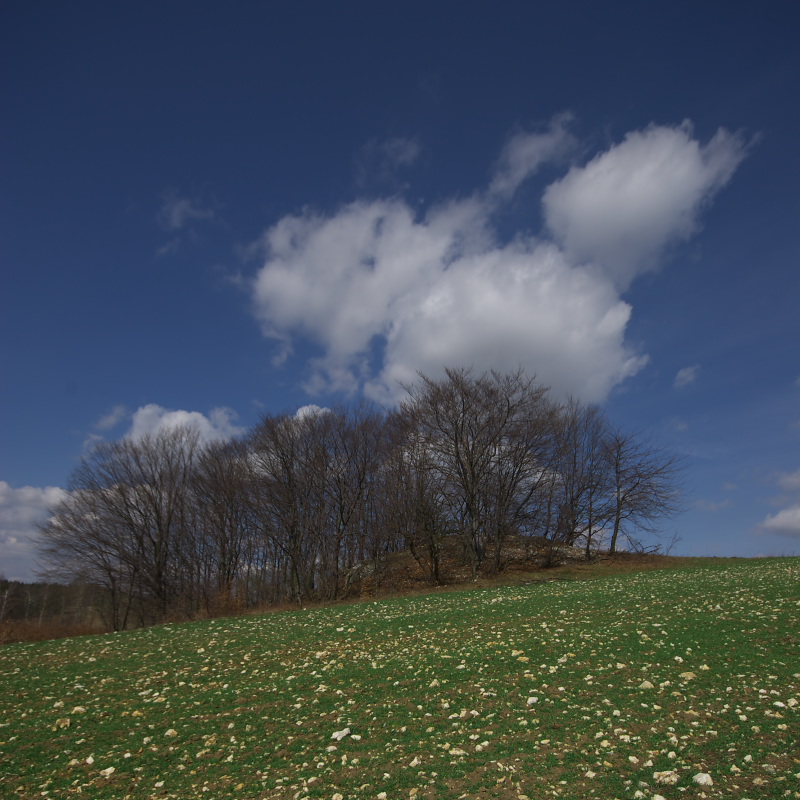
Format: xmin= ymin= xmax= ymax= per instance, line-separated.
xmin=99 ymin=766 xmax=115 ymax=777
xmin=693 ymin=772 xmax=713 ymax=786
xmin=653 ymin=770 xmax=679 ymax=785
xmin=639 ymin=680 xmax=655 ymax=689
xmin=331 ymin=727 xmax=351 ymax=741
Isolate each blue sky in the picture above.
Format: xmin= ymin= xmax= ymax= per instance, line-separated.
xmin=2 ymin=2 xmax=799 ymax=581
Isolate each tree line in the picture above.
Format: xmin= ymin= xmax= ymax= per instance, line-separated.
xmin=37 ymin=368 xmax=684 ymax=630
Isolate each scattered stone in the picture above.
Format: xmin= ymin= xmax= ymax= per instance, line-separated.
xmin=653 ymin=770 xmax=679 ymax=785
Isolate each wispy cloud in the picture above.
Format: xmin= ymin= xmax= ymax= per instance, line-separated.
xmin=489 ymin=114 xmax=575 ymax=199
xmin=355 ymin=136 xmax=422 ymax=190
xmin=695 ymin=498 xmax=730 ymax=512
xmin=159 ymin=191 xmax=214 ymax=231
xmin=777 ymin=468 xmax=800 ymax=492
xmin=674 ymin=364 xmax=701 ymax=389
xmin=156 ymin=190 xmax=216 ymax=256
xmin=95 ymin=404 xmax=128 ymax=431
xmin=251 ymin=118 xmax=747 ymax=404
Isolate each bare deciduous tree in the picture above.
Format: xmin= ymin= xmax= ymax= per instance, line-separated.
xmin=400 ymin=368 xmax=553 ymax=577
xmin=38 ymin=427 xmax=200 ymax=626
xmin=603 ymin=427 xmax=686 ymax=554
xmin=35 ymin=368 xmax=687 ymax=629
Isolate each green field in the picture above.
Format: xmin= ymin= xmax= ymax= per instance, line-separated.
xmin=1 ymin=558 xmax=798 ymax=799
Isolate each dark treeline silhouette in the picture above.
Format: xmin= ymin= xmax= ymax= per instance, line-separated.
xmin=35 ymin=369 xmax=684 ymax=631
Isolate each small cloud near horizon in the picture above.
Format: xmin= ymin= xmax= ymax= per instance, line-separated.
xmin=0 ymin=481 xmax=67 ymax=582
xmin=127 ymin=404 xmax=245 ymax=444
xmin=758 ymin=505 xmax=800 ymax=538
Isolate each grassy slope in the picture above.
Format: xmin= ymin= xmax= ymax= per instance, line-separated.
xmin=1 ymin=557 xmax=798 ymax=799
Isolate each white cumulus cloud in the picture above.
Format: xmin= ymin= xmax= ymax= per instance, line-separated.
xmin=0 ymin=481 xmax=67 ymax=581
xmin=294 ymin=404 xmax=330 ymax=420
xmin=251 ymin=119 xmax=747 ymax=404
xmin=543 ymin=121 xmax=748 ymax=289
xmin=127 ymin=404 xmax=245 ymax=444
xmin=759 ymin=506 xmax=800 ymax=538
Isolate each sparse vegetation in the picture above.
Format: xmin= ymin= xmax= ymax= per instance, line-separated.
xmin=1 ymin=557 xmax=797 ymax=799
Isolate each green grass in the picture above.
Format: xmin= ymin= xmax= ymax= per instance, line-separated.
xmin=1 ymin=558 xmax=798 ymax=799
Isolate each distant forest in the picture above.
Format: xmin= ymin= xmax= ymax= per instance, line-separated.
xmin=28 ymin=368 xmax=683 ymax=634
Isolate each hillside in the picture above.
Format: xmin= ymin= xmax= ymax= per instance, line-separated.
xmin=1 ymin=557 xmax=798 ymax=799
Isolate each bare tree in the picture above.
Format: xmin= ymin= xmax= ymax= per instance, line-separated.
xmin=34 ymin=367 xmax=689 ymax=630
xmin=400 ymin=368 xmax=552 ymax=578
xmin=382 ymin=410 xmax=451 ymax=584
xmin=603 ymin=427 xmax=686 ymax=554
xmin=38 ymin=426 xmax=201 ymax=626
xmin=551 ymin=400 xmax=612 ymax=559
xmin=322 ymin=406 xmax=386 ymax=598
xmin=189 ymin=438 xmax=257 ymax=612
xmin=250 ymin=411 xmax=332 ymax=603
